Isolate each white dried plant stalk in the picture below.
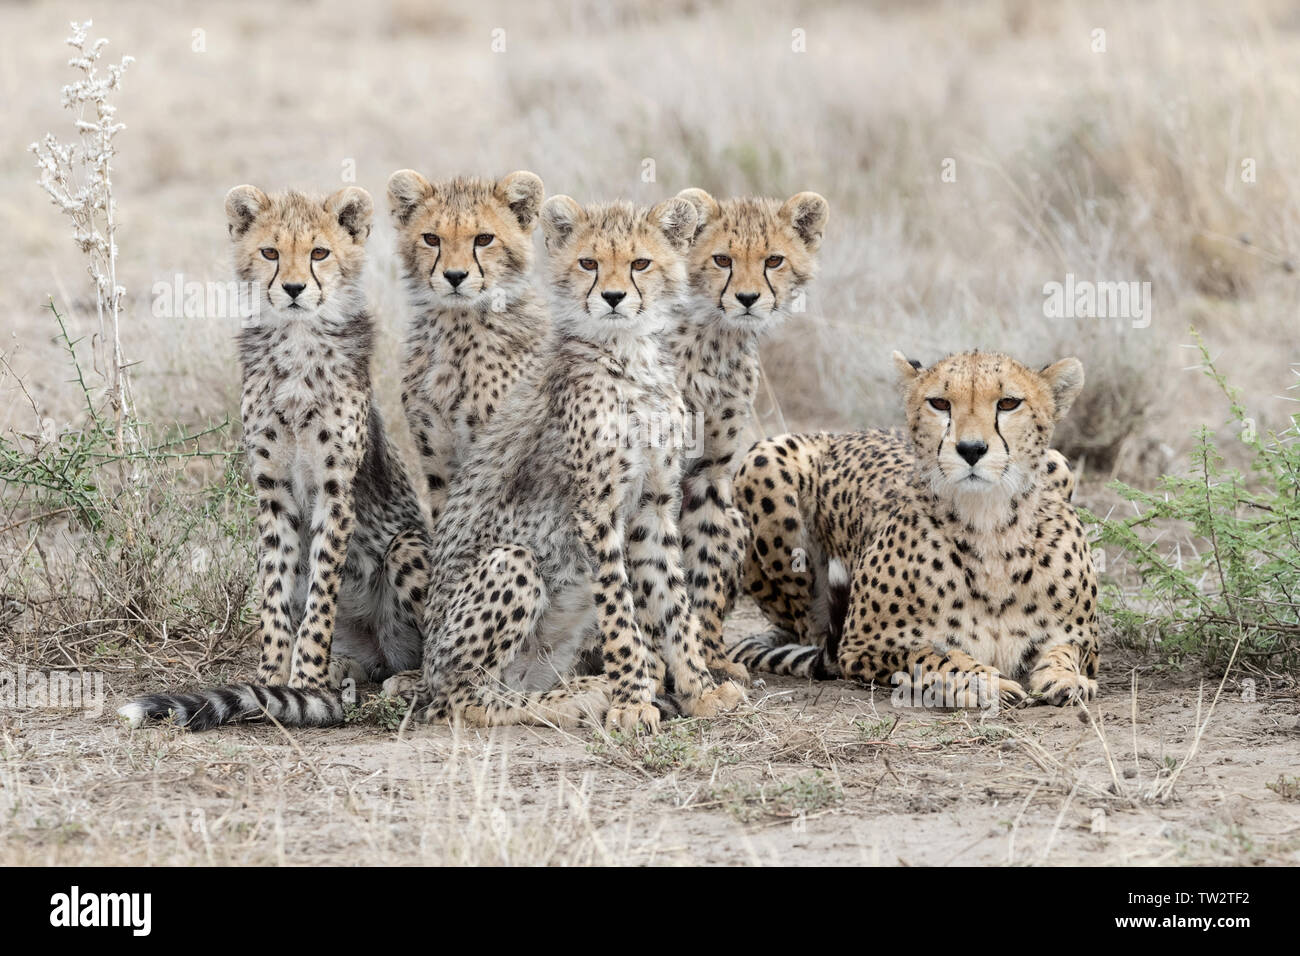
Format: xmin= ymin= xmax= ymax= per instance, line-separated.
xmin=29 ymin=20 xmax=136 ymax=452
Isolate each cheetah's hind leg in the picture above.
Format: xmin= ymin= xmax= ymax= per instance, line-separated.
xmin=430 ymin=547 xmax=611 ymax=729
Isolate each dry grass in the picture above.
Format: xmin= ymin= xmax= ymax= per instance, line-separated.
xmin=3 ymin=622 xmax=1297 ymax=865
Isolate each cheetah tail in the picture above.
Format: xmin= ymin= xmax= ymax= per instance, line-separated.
xmin=116 ymin=683 xmax=344 ymax=731
xmin=728 ymin=631 xmax=839 ymax=680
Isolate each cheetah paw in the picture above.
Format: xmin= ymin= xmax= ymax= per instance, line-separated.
xmin=995 ymin=676 xmax=1029 ymax=708
xmin=1029 ymin=670 xmax=1098 ymax=706
xmin=605 ymin=701 xmax=661 ymax=736
xmin=940 ymin=672 xmax=1026 ymax=709
xmin=708 ymin=656 xmax=750 ymax=684
xmin=329 ymin=655 xmax=368 ymax=689
xmin=381 ymin=669 xmax=422 ymax=701
xmin=682 ymin=680 xmax=747 ymax=718
xmin=535 ymin=685 xmax=611 ymax=729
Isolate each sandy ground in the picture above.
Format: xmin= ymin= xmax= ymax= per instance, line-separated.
xmin=3 ymin=600 xmax=1297 ymax=866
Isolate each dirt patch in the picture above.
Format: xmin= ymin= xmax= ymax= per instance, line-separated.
xmin=2 ymin=600 xmax=1297 ymax=866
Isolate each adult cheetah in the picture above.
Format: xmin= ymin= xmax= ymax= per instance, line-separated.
xmin=729 ymin=350 xmax=1099 ymax=707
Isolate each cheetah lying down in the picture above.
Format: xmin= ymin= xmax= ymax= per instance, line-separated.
xmin=729 ymin=349 xmax=1100 ymax=708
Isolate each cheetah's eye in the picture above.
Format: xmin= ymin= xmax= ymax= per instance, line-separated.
xmin=712 ymin=254 xmax=732 ymax=268
xmin=579 ymin=258 xmax=598 ymax=271
xmin=997 ymin=397 xmax=1023 ymax=412
xmin=927 ymin=398 xmax=951 ymax=412
xmin=765 ymin=255 xmax=785 ymax=268
xmin=311 ymin=248 xmax=330 ymax=261
xmin=422 ymin=234 xmax=439 ymax=247
xmin=260 ymin=248 xmax=278 ymax=261
xmin=631 ymin=258 xmax=651 ymax=271
xmin=475 ymin=233 xmax=494 ymax=247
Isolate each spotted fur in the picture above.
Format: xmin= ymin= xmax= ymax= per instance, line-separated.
xmin=119 ymin=186 xmax=430 ymax=730
xmin=394 ymin=197 xmax=744 ymax=733
xmin=729 ymin=350 xmax=1099 ymax=708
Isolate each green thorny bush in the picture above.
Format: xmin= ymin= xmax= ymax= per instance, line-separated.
xmin=3 ymin=21 xmax=257 ymax=677
xmin=0 ymin=302 xmax=254 ymax=675
xmin=1088 ymin=333 xmax=1299 ymax=675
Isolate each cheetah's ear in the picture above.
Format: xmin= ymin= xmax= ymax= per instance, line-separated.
xmin=676 ymin=188 xmax=719 ymax=243
xmin=225 ymin=185 xmax=268 ymax=239
xmin=540 ymin=195 xmax=584 ymax=249
xmin=649 ymin=197 xmax=698 ymax=251
xmin=325 ymin=187 xmax=373 ymax=243
xmin=893 ymin=350 xmax=921 ymax=383
xmin=1039 ymin=357 xmax=1085 ymax=421
xmin=780 ymin=191 xmax=829 ymax=251
xmin=497 ymin=171 xmax=545 ymax=231
xmin=387 ymin=169 xmax=434 ymax=226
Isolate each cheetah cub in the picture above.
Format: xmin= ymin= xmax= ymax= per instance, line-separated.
xmin=387 ymin=169 xmax=549 ymax=524
xmin=120 ymin=187 xmax=430 ymax=729
xmin=730 ymin=350 xmax=1099 ymax=707
xmin=399 ymin=197 xmax=745 ymax=733
xmin=667 ymin=188 xmax=828 ymax=679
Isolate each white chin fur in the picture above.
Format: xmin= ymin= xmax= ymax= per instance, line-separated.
xmin=927 ymin=463 xmax=1031 ymax=535
xmin=695 ymin=299 xmax=784 ymax=334
xmin=117 ymin=701 xmax=147 ymax=728
xmin=261 ymin=287 xmax=361 ymax=326
xmin=553 ymin=304 xmax=669 ymax=341
xmin=408 ymin=275 xmax=524 ymax=313
xmin=721 ymin=315 xmax=779 ymax=335
xmin=943 ymin=485 xmax=1015 ymax=535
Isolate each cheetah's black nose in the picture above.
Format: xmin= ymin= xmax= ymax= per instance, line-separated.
xmin=736 ymin=292 xmax=760 ymax=309
xmin=282 ymin=282 xmax=306 ymax=300
xmin=444 ymin=270 xmax=468 ymax=289
xmin=601 ymin=290 xmax=627 ymax=308
xmin=956 ymin=440 xmax=988 ymax=466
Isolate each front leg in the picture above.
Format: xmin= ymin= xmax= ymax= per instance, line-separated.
xmin=632 ymin=450 xmax=745 ymax=717
xmin=679 ymin=470 xmax=751 ymax=681
xmin=836 ymin=552 xmax=1025 ymax=709
xmin=577 ymin=505 xmax=658 ymax=734
xmin=248 ymin=424 xmax=300 ymax=686
xmin=571 ymin=426 xmax=658 ymax=734
xmin=1026 ymin=510 xmax=1100 ymax=705
xmin=290 ymin=406 xmax=364 ymax=690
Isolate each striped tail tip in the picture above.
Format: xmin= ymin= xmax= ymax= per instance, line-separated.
xmin=729 ymin=632 xmax=835 ymax=679
xmin=117 ymin=683 xmax=344 ymax=731
xmin=116 ymin=699 xmax=150 ymax=729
